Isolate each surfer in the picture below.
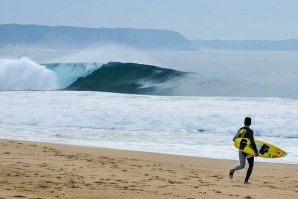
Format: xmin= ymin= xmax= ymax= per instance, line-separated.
xmin=229 ymin=117 xmax=259 ymax=184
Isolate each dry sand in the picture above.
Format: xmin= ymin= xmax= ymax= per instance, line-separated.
xmin=0 ymin=139 xmax=297 ymax=199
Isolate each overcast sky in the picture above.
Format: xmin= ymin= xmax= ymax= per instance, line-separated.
xmin=0 ymin=0 xmax=297 ymax=40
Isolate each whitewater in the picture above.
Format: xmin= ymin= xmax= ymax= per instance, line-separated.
xmin=0 ymin=55 xmax=298 ymax=164
xmin=0 ymin=91 xmax=297 ymax=164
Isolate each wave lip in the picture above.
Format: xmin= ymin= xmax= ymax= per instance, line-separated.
xmin=45 ymin=62 xmax=102 ymax=89
xmin=66 ymin=62 xmax=188 ymax=95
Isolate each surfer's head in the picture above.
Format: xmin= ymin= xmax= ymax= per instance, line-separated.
xmin=244 ymin=117 xmax=251 ymax=126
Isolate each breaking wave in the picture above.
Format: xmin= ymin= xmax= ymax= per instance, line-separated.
xmin=0 ymin=57 xmax=254 ymax=96
xmin=65 ymin=62 xmax=189 ymax=95
xmin=0 ymin=57 xmax=59 ymax=90
xmin=1 ymin=57 xmax=229 ymax=96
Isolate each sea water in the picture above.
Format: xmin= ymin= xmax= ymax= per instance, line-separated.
xmin=0 ymin=91 xmax=297 ymax=164
xmin=1 ymin=50 xmax=298 ymax=164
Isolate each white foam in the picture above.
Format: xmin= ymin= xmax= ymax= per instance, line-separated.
xmin=0 ymin=91 xmax=297 ymax=164
xmin=0 ymin=57 xmax=59 ymax=90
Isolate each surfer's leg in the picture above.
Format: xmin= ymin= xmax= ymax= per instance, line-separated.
xmin=234 ymin=151 xmax=246 ymax=171
xmin=230 ymin=151 xmax=246 ymax=179
xmin=244 ymin=156 xmax=254 ymax=182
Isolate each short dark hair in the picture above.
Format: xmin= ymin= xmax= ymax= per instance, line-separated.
xmin=244 ymin=117 xmax=251 ymax=126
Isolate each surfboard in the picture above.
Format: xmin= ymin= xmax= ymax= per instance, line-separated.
xmin=234 ymin=138 xmax=287 ymax=158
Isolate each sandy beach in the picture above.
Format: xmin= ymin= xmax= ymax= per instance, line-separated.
xmin=0 ymin=139 xmax=297 ymax=199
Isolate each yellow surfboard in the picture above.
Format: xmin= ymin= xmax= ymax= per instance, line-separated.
xmin=234 ymin=138 xmax=287 ymax=158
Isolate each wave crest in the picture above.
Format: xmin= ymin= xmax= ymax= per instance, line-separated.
xmin=0 ymin=58 xmax=245 ymax=96
xmin=66 ymin=62 xmax=188 ymax=95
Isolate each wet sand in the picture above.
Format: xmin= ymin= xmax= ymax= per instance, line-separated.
xmin=0 ymin=139 xmax=297 ymax=199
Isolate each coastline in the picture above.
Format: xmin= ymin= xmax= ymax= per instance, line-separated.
xmin=1 ymin=139 xmax=297 ymax=199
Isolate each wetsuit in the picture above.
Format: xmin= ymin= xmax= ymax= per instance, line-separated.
xmin=232 ymin=127 xmax=258 ymax=182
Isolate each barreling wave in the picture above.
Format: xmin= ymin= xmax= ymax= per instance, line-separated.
xmin=45 ymin=62 xmax=102 ymax=89
xmin=65 ymin=62 xmax=189 ymax=95
xmin=60 ymin=62 xmax=248 ymax=96
xmin=0 ymin=57 xmax=199 ymax=94
xmin=0 ymin=57 xmax=244 ymax=96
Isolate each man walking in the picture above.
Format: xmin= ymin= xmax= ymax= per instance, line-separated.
xmin=229 ymin=117 xmax=259 ymax=184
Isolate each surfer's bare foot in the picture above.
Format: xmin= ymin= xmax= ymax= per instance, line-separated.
xmin=244 ymin=181 xmax=251 ymax=184
xmin=229 ymin=169 xmax=234 ymax=179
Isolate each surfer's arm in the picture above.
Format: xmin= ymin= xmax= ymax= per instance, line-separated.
xmin=249 ymin=132 xmax=258 ymax=154
xmin=232 ymin=132 xmax=239 ymax=142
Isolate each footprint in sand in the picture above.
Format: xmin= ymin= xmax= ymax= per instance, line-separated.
xmin=267 ymin=185 xmax=278 ymax=189
xmin=168 ymin=180 xmax=183 ymax=184
xmin=244 ymin=196 xmax=253 ymax=199
xmin=181 ymin=177 xmax=190 ymax=180
xmin=212 ymin=189 xmax=222 ymax=194
xmin=209 ymin=175 xmax=224 ymax=180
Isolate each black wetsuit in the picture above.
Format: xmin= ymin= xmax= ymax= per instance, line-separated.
xmin=238 ymin=127 xmax=258 ymax=154
xmin=237 ymin=127 xmax=258 ymax=182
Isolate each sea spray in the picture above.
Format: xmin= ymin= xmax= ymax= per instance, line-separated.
xmin=0 ymin=57 xmax=59 ymax=90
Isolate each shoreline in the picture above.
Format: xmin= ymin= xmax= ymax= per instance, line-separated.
xmin=1 ymin=138 xmax=296 ymax=165
xmin=1 ymin=139 xmax=297 ymax=199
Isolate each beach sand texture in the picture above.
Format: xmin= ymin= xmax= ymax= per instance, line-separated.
xmin=0 ymin=140 xmax=297 ymax=199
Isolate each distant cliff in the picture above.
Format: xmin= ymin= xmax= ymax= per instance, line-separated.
xmin=0 ymin=24 xmax=194 ymax=50
xmin=2 ymin=24 xmax=297 ymax=51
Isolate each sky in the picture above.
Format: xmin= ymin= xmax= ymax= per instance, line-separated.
xmin=0 ymin=0 xmax=298 ymax=40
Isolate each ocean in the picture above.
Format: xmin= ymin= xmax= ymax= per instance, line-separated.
xmin=0 ymin=50 xmax=297 ymax=164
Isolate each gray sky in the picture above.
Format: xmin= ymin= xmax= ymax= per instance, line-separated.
xmin=0 ymin=0 xmax=297 ymax=40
